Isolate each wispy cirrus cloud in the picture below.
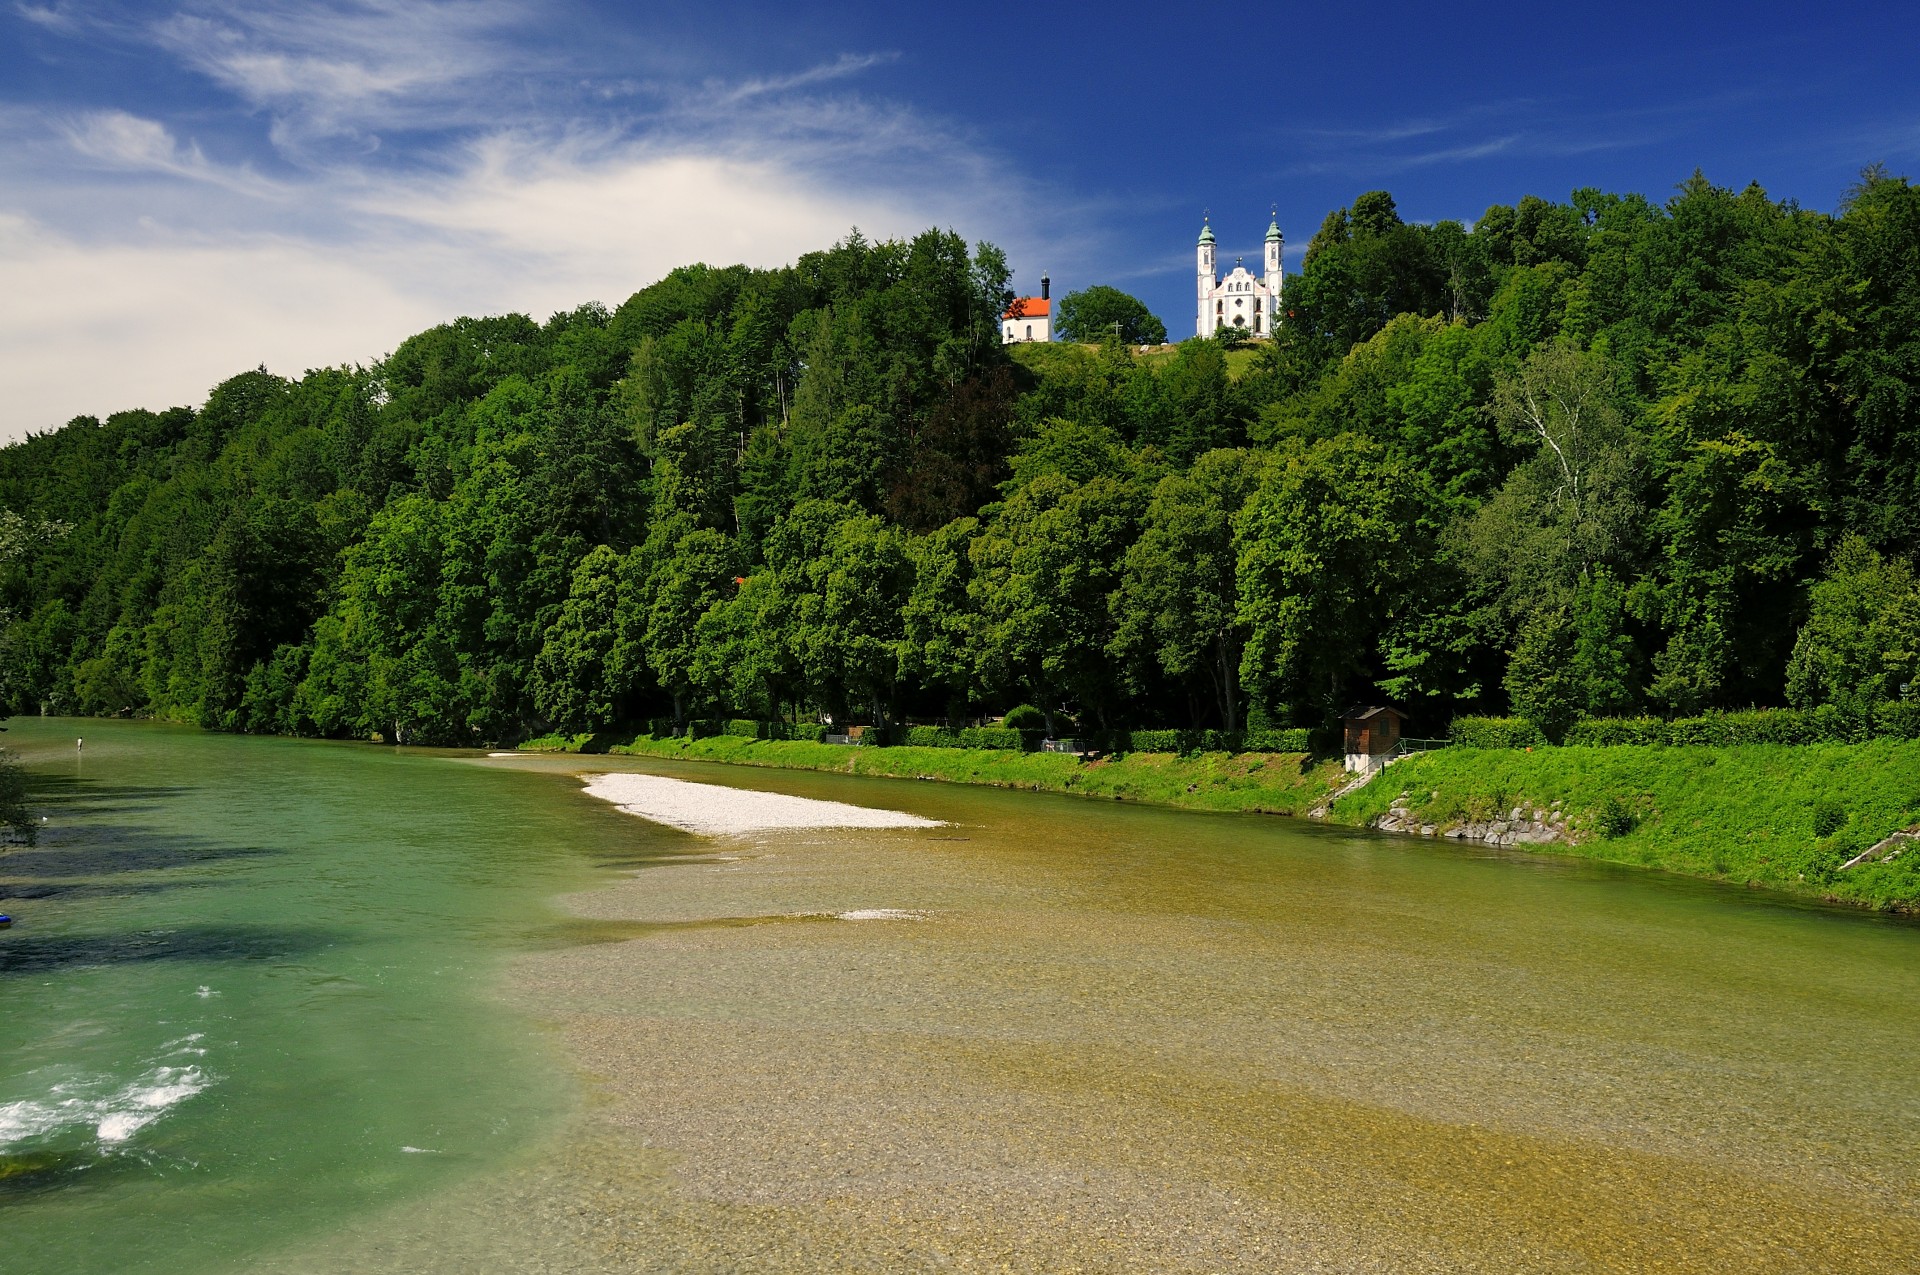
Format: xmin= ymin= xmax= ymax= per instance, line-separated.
xmin=149 ymin=0 xmax=541 ymax=140
xmin=0 ymin=0 xmax=1079 ymax=438
xmin=709 ymin=51 xmax=901 ymax=107
xmin=62 ymin=109 xmax=284 ymax=196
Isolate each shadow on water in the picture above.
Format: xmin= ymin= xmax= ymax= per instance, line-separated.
xmin=1 ymin=827 xmax=278 ymax=879
xmin=0 ymin=879 xmax=211 ymax=903
xmin=0 ymin=924 xmax=334 ymax=976
xmin=27 ymin=774 xmax=193 ymax=809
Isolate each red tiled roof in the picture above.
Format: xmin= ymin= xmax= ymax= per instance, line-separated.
xmin=1005 ymin=297 xmax=1050 ymax=319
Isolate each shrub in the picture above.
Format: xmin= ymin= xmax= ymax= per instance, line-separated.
xmin=1875 ymin=701 xmax=1920 ymax=740
xmin=781 ymin=722 xmax=828 ymax=743
xmin=1107 ymin=728 xmax=1245 ymax=755
xmin=956 ymin=726 xmax=1025 ymax=751
xmin=645 ymin=717 xmax=678 ymax=738
xmin=1599 ymin=794 xmax=1636 ymax=839
xmin=902 ymin=725 xmax=959 ymax=748
xmin=723 ymin=719 xmax=763 ymax=739
xmin=1449 ymin=717 xmax=1546 ymax=749
xmin=1242 ymin=727 xmax=1313 ymax=752
xmin=1564 ymin=716 xmax=1666 ymax=746
xmin=1812 ymin=798 xmax=1848 ymax=839
xmin=1564 ymin=706 xmax=1894 ymax=747
xmin=1000 ymin=704 xmax=1046 ymax=731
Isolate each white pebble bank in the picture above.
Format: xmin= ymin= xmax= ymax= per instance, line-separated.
xmin=581 ymin=772 xmax=943 ymax=837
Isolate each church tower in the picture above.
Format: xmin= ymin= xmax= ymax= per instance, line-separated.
xmin=1264 ymin=215 xmax=1284 ymax=322
xmin=1194 ymin=210 xmax=1282 ymax=339
xmin=1196 ymin=219 xmax=1217 ymax=339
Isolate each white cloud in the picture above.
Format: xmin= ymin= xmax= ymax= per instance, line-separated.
xmin=148 ymin=0 xmax=539 ymax=142
xmin=14 ymin=2 xmax=79 ymax=32
xmin=711 ymin=51 xmax=901 ymax=107
xmin=0 ymin=136 xmax=1007 ymax=436
xmin=0 ymin=1 xmax=1091 ymax=440
xmin=62 ymin=110 xmax=283 ymax=196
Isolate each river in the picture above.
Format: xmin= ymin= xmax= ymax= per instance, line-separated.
xmin=3 ymin=719 xmax=1917 ymax=1272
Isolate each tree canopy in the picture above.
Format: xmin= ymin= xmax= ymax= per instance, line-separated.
xmin=1056 ymin=286 xmax=1169 ymax=345
xmin=5 ymin=169 xmax=1920 ymax=743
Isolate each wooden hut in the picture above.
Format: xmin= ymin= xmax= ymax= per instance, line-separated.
xmin=1341 ymin=705 xmax=1407 ymax=773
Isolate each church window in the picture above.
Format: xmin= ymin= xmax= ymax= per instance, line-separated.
xmin=1025 ymin=324 xmax=1032 ymax=340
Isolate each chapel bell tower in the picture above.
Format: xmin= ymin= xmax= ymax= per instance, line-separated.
xmin=1196 ymin=217 xmax=1217 ymax=338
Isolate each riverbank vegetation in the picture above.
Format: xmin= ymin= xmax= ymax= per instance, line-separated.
xmin=3 ymin=170 xmax=1918 ymax=752
xmin=1330 ymin=742 xmax=1920 ymax=909
xmin=521 ymin=726 xmax=1920 ymax=909
xmin=534 ymin=730 xmax=1348 ymax=816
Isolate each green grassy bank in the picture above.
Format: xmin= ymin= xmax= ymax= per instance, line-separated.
xmin=1328 ymin=742 xmax=1920 ymax=910
xmin=525 ymin=732 xmax=1347 ymax=816
xmin=518 ymin=731 xmax=1920 ymax=911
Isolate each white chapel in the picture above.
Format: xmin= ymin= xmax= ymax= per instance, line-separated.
xmin=1196 ymin=216 xmax=1283 ymax=339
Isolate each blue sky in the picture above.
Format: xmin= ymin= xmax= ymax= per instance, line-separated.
xmin=2 ymin=0 xmax=1916 ymax=439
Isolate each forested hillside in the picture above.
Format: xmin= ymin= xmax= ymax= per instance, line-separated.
xmin=3 ymin=171 xmax=1918 ymax=747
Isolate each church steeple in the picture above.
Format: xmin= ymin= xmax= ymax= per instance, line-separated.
xmin=1264 ymin=205 xmax=1284 ymax=329
xmin=1196 ymin=214 xmax=1217 ymax=338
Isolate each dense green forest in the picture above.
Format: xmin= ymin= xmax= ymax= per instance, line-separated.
xmin=3 ymin=169 xmax=1918 ymax=747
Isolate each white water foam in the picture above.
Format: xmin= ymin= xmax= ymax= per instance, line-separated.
xmin=580 ymin=772 xmax=943 ymax=837
xmin=836 ymin=909 xmax=927 ymax=921
xmin=0 ymin=1062 xmax=212 ymax=1152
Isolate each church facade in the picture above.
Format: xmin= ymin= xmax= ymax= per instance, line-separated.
xmin=1196 ymin=217 xmax=1283 ymax=339
xmin=1002 ymin=274 xmax=1052 ymax=344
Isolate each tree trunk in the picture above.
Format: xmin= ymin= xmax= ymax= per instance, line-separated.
xmin=1217 ymin=636 xmax=1240 ymax=734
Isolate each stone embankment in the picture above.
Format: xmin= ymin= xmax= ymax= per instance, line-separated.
xmin=1841 ymin=825 xmax=1918 ymax=871
xmin=1374 ymin=796 xmax=1575 ymax=848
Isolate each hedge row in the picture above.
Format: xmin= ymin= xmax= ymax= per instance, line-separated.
xmin=1101 ymin=726 xmax=1312 ymax=754
xmin=637 ymin=721 xmax=1316 ymax=755
xmin=648 ymin=718 xmax=828 ymax=742
xmin=1454 ymin=704 xmax=1920 ymax=749
xmin=898 ymin=725 xmax=1029 ymax=750
xmin=1448 ymin=717 xmax=1548 ymax=749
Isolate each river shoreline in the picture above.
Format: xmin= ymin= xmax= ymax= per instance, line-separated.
xmin=510 ymin=733 xmax=1920 ymax=912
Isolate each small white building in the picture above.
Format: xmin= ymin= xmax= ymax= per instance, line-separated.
xmin=1002 ymin=274 xmax=1051 ymax=344
xmin=1197 ymin=217 xmax=1283 ymax=339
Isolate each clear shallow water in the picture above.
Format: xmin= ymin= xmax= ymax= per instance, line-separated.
xmin=0 ymin=719 xmax=621 ymax=1273
xmin=6 ymin=726 xmax=1920 ymax=1273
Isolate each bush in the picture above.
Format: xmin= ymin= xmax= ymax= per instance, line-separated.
xmin=1812 ymin=798 xmax=1848 ymax=839
xmin=1108 ymin=728 xmax=1242 ymax=755
xmin=1449 ymin=717 xmax=1547 ymax=749
xmin=1598 ymin=794 xmax=1636 ymax=839
xmin=1564 ymin=716 xmax=1666 ymax=746
xmin=1875 ymin=701 xmax=1920 ymax=740
xmin=645 ymin=717 xmax=678 ymax=738
xmin=956 ymin=726 xmax=1025 ymax=751
xmin=902 ymin=726 xmax=960 ymax=748
xmin=1000 ymin=704 xmax=1046 ymax=731
xmin=779 ymin=722 xmax=828 ymax=743
xmin=723 ymin=719 xmax=763 ymax=739
xmin=1242 ymin=727 xmax=1313 ymax=753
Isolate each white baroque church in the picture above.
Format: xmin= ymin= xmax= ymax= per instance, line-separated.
xmin=1197 ymin=216 xmax=1283 ymax=339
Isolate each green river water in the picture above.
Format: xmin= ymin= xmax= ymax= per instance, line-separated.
xmin=3 ymin=718 xmax=1919 ymax=1273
